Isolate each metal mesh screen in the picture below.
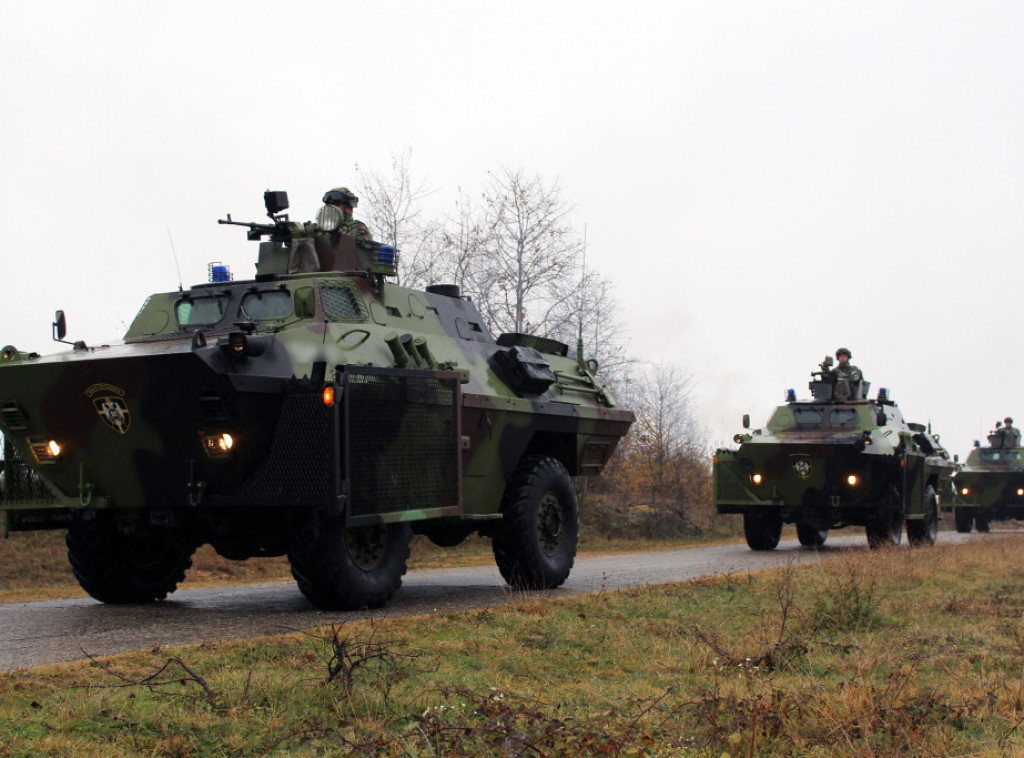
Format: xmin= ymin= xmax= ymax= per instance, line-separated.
xmin=235 ymin=393 xmax=331 ymax=502
xmin=346 ymin=370 xmax=459 ymax=517
xmin=321 ymin=284 xmax=366 ymax=321
xmin=1 ymin=434 xmax=54 ymax=503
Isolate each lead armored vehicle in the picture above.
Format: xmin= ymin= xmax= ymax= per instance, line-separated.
xmin=714 ymin=356 xmax=957 ymax=550
xmin=0 ymin=191 xmax=634 ymax=609
xmin=947 ymin=418 xmax=1024 ymax=533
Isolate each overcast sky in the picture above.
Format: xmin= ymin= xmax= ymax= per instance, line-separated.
xmin=2 ymin=1 xmax=1021 ymax=457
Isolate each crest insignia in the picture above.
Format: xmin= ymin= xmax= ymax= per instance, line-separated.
xmin=86 ymin=383 xmax=132 ymax=435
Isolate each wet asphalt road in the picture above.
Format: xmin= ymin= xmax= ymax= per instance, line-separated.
xmin=0 ymin=532 xmax=977 ymax=672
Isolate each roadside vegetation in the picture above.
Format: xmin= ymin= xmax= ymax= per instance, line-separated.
xmin=3 ymin=535 xmax=1024 ymax=756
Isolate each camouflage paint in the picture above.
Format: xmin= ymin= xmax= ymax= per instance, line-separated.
xmin=946 ymin=444 xmax=1024 ymax=519
xmin=0 ymin=208 xmax=634 ymax=558
xmin=714 ymin=379 xmax=957 ymax=530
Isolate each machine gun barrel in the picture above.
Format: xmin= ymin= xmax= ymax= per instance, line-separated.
xmin=218 ymin=214 xmax=290 ymax=241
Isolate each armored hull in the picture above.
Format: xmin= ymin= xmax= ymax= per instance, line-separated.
xmin=715 ymin=378 xmax=957 ymax=550
xmin=947 ymin=446 xmax=1024 ymax=533
xmin=0 ymin=195 xmax=633 ymax=609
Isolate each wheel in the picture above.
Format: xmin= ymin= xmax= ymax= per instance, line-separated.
xmin=492 ymin=455 xmax=579 ymax=590
xmin=907 ymin=485 xmax=938 ymax=546
xmin=289 ymin=518 xmax=411 ymax=610
xmin=66 ymin=514 xmax=195 ymax=603
xmin=796 ymin=521 xmax=827 ymax=548
xmin=954 ymin=506 xmax=973 ymax=534
xmin=743 ymin=510 xmax=783 ymax=551
xmin=975 ymin=512 xmax=992 ymax=533
xmin=866 ymin=487 xmax=904 ymax=548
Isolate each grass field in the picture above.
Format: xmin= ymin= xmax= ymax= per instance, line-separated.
xmin=3 ymin=533 xmax=1024 ymax=756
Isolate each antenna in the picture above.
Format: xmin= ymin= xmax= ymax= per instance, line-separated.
xmin=577 ymin=224 xmax=586 ymax=361
xmin=167 ymin=228 xmax=184 ymax=292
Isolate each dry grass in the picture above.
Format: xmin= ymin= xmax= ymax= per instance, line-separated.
xmin=3 ymin=536 xmax=1024 ymax=755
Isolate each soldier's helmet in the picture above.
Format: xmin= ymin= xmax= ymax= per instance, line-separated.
xmin=323 ymin=187 xmax=359 ymax=208
xmin=835 ymin=347 xmax=852 ymax=359
xmin=1006 ymin=417 xmax=1014 ymax=425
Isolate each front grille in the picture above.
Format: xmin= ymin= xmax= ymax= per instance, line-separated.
xmin=346 ymin=369 xmax=459 ymax=517
xmin=235 ymin=393 xmax=331 ymax=501
xmin=1 ymin=434 xmax=54 ymax=503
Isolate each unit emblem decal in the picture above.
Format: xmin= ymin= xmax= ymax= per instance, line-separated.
xmin=791 ymin=457 xmax=812 ymax=479
xmin=86 ymin=383 xmax=132 ymax=435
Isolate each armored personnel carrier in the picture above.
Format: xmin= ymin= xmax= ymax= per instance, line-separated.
xmin=947 ymin=418 xmax=1024 ymax=533
xmin=0 ymin=191 xmax=633 ymax=610
xmin=714 ymin=356 xmax=957 ymax=550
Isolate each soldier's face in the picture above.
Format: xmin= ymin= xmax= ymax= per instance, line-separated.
xmin=838 ymin=354 xmax=849 ymax=364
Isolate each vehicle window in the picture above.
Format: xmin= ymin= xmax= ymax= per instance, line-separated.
xmin=322 ymin=283 xmax=367 ymax=321
xmin=830 ymin=409 xmax=859 ymax=425
xmin=241 ymin=290 xmax=293 ymax=320
xmin=792 ymin=407 xmax=824 ymax=427
xmin=980 ymin=450 xmax=1022 ymax=463
xmin=176 ymin=296 xmax=229 ymax=326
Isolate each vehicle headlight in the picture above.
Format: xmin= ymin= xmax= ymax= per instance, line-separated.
xmin=846 ymin=474 xmax=858 ymax=486
xmin=27 ymin=437 xmax=62 ymax=463
xmin=201 ymin=432 xmax=235 ymax=458
xmin=751 ymin=473 xmax=763 ymax=485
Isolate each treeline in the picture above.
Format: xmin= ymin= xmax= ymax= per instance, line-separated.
xmin=355 ymin=153 xmax=715 ymax=536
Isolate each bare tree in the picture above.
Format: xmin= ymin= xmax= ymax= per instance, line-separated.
xmin=475 ymin=167 xmax=582 ymax=336
xmin=353 ymin=149 xmax=439 ymax=288
xmin=617 ymin=363 xmax=708 ymax=509
xmin=547 ymin=266 xmax=631 ymax=384
xmin=431 ymin=186 xmax=493 ymax=297
xmin=352 ymin=159 xmax=629 ymax=379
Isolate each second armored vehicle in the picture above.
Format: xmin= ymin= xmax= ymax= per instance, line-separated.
xmin=714 ymin=356 xmax=958 ymax=550
xmin=0 ymin=191 xmax=634 ymax=610
xmin=947 ymin=419 xmax=1024 ymax=533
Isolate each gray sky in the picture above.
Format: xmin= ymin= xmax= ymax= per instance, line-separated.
xmin=2 ymin=1 xmax=1021 ymax=457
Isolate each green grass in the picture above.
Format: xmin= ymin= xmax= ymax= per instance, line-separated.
xmin=3 ymin=536 xmax=1024 ymax=755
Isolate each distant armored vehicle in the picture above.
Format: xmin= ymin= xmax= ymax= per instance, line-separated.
xmin=0 ymin=191 xmax=634 ymax=610
xmin=948 ymin=419 xmax=1024 ymax=533
xmin=714 ymin=356 xmax=957 ymax=550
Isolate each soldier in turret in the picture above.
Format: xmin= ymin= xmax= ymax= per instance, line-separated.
xmin=1001 ymin=417 xmax=1021 ymax=448
xmin=321 ymin=187 xmax=371 ymax=239
xmin=833 ymin=348 xmax=862 ymax=383
xmin=830 ymin=348 xmax=864 ymax=402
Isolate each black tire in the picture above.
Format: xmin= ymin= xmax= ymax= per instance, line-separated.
xmin=289 ymin=518 xmax=411 ymax=610
xmin=906 ymin=485 xmax=938 ymax=547
xmin=866 ymin=487 xmax=904 ymax=549
xmin=975 ymin=512 xmax=992 ymax=533
xmin=743 ymin=510 xmax=783 ymax=551
xmin=954 ymin=506 xmax=973 ymax=534
xmin=66 ymin=514 xmax=195 ymax=603
xmin=796 ymin=521 xmax=827 ymax=548
xmin=492 ymin=455 xmax=579 ymax=590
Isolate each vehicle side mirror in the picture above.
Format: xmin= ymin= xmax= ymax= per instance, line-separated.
xmin=52 ymin=310 xmax=67 ymax=342
xmin=742 ymin=414 xmax=750 ymax=429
